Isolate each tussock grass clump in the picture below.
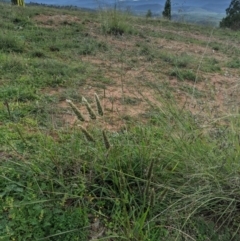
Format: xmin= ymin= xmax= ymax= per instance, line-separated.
xmin=99 ymin=6 xmax=135 ymax=35
xmin=227 ymin=57 xmax=240 ymax=68
xmin=201 ymin=57 xmax=221 ymax=72
xmin=3 ymin=95 xmax=240 ymax=241
xmin=0 ymin=55 xmax=27 ymax=78
xmin=0 ymin=33 xmax=25 ymax=53
xmin=170 ymin=68 xmax=198 ymax=81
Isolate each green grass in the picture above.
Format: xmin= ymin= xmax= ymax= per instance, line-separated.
xmin=1 ymin=2 xmax=240 ymax=240
xmin=201 ymin=57 xmax=221 ymax=73
xmin=3 ymin=103 xmax=240 ymax=240
xmin=170 ymin=68 xmax=198 ymax=81
xmin=0 ymin=33 xmax=25 ymax=53
xmin=227 ymin=57 xmax=240 ymax=68
xmin=99 ymin=7 xmax=136 ymax=35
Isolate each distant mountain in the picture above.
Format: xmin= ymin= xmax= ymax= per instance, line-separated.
xmin=172 ymin=6 xmax=215 ymax=14
xmin=132 ymin=4 xmax=162 ymax=13
xmin=202 ymin=3 xmax=227 ymax=13
xmin=118 ymin=3 xmax=163 ymax=14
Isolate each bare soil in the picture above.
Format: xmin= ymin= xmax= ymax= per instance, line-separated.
xmin=35 ymin=14 xmax=240 ymax=130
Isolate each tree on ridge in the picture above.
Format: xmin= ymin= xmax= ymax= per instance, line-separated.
xmin=162 ymin=0 xmax=171 ymax=20
xmin=220 ymin=0 xmax=240 ymax=30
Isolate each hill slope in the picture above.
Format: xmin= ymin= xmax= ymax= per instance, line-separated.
xmin=1 ymin=2 xmax=240 ymax=240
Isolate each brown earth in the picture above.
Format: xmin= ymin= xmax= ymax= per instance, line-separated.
xmin=34 ymin=14 xmax=240 ymax=131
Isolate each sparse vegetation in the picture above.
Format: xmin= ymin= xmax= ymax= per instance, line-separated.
xmin=1 ymin=1 xmax=240 ymax=240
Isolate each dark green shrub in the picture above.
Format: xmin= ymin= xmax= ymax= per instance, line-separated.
xmin=220 ymin=0 xmax=240 ymax=30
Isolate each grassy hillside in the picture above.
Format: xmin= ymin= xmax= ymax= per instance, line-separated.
xmin=1 ymin=2 xmax=240 ymax=240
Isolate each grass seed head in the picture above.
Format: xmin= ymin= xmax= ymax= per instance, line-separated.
xmin=66 ymin=99 xmax=85 ymax=122
xmin=146 ymin=158 xmax=155 ymax=180
xmin=82 ymin=97 xmax=97 ymax=120
xmin=144 ymin=179 xmax=150 ymax=199
xmin=95 ymin=93 xmax=104 ymax=116
xmin=148 ymin=188 xmax=156 ymax=207
xmin=102 ymin=130 xmax=111 ymax=150
xmin=78 ymin=125 xmax=95 ymax=142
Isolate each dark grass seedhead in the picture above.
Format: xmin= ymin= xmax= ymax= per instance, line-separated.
xmin=95 ymin=93 xmax=104 ymax=116
xmin=78 ymin=125 xmax=95 ymax=142
xmin=66 ymin=99 xmax=85 ymax=122
xmin=82 ymin=97 xmax=97 ymax=120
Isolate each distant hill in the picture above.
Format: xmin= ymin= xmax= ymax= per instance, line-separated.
xmin=25 ymin=0 xmax=227 ymax=26
xmin=202 ymin=3 xmax=227 ymax=13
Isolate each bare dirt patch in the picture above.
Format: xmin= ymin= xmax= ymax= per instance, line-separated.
xmin=33 ymin=14 xmax=81 ymax=27
xmin=52 ymin=81 xmax=159 ymax=131
xmin=50 ymin=56 xmax=238 ymax=131
xmin=41 ymin=16 xmax=240 ymax=131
